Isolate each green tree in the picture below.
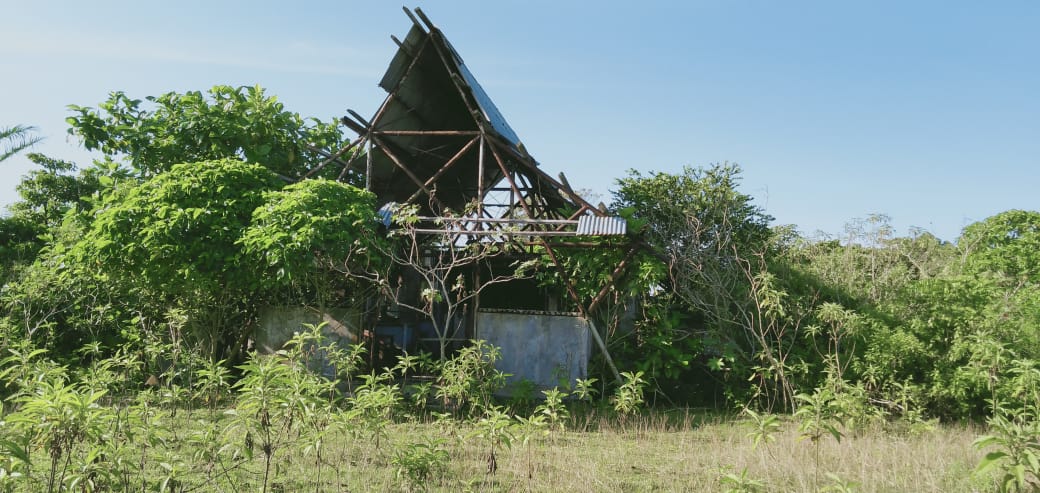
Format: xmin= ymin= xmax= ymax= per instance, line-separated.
xmin=611 ymin=163 xmax=781 ymax=405
xmin=960 ymin=209 xmax=1040 ymax=284
xmin=239 ymin=178 xmax=387 ymax=307
xmin=66 ymin=85 xmax=348 ymax=181
xmin=64 ymin=159 xmax=282 ymax=358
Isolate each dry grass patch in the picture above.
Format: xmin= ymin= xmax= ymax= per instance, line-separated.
xmin=359 ymin=412 xmax=987 ymax=492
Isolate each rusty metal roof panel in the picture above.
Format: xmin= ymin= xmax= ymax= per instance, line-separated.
xmin=377 ymin=18 xmax=521 ymax=149
xmin=452 ymin=50 xmax=522 ymax=147
xmin=576 ymin=216 xmax=627 ymax=236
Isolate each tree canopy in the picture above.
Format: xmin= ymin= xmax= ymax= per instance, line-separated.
xmin=66 ymin=85 xmax=347 ymax=181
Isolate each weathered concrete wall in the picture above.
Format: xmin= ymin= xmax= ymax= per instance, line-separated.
xmin=256 ymin=306 xmax=361 ymax=353
xmin=476 ymin=310 xmax=590 ymax=390
xmin=256 ymin=306 xmax=361 ymax=378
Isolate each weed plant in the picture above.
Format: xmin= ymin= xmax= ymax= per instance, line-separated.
xmin=0 ymin=332 xmax=999 ymax=492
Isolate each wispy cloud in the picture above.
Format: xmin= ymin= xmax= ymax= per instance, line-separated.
xmin=1 ymin=28 xmax=386 ymax=78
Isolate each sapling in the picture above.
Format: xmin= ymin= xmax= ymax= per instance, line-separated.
xmin=436 ymin=340 xmax=507 ymax=418
xmin=193 ymin=358 xmax=231 ymax=410
xmin=794 ymin=388 xmax=845 ymax=490
xmin=6 ymin=377 xmax=111 ymax=493
xmin=347 ymin=370 xmax=401 ymax=455
xmin=391 ymin=437 xmax=450 ymax=491
xmin=612 ymin=371 xmax=647 ymax=418
xmin=513 ymin=412 xmax=547 ymax=483
xmin=536 ymin=387 xmax=569 ymax=438
xmin=974 ymin=408 xmax=1040 ymax=492
xmin=718 ymin=466 xmax=767 ymax=493
xmin=394 ymin=352 xmax=436 ymax=416
xmin=573 ymin=377 xmax=599 ymax=402
xmin=226 ymin=352 xmax=297 ymax=493
xmin=743 ymin=408 xmax=781 ymax=457
xmin=468 ymin=406 xmax=516 ymax=478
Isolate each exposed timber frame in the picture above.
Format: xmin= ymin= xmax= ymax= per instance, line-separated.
xmin=327 ymin=7 xmax=644 ymax=383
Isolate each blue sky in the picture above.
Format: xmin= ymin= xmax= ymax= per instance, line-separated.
xmin=2 ymin=1 xmax=1037 ymax=242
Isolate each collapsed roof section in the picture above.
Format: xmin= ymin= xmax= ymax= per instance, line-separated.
xmin=334 ymin=7 xmax=622 ymax=240
xmin=317 ymin=7 xmax=641 ymax=383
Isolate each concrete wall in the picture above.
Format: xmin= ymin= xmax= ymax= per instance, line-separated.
xmin=476 ymin=310 xmax=590 ymax=390
xmin=256 ymin=306 xmax=362 ymax=378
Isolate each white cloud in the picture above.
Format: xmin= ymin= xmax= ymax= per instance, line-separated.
xmin=0 ymin=27 xmax=385 ymax=78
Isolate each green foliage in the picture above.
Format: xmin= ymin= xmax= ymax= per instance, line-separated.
xmin=11 ymin=154 xmax=100 ymax=231
xmin=612 ymin=163 xmax=773 ymax=260
xmin=794 ymin=388 xmax=845 ymax=445
xmin=0 ymin=154 xmax=106 ymax=287
xmin=719 ymin=466 xmax=767 ymax=493
xmin=624 ymin=299 xmax=703 ymax=387
xmin=436 ymin=340 xmax=507 ymax=418
xmin=610 ymin=164 xmax=777 ymax=405
xmin=974 ymin=410 xmax=1040 ymax=492
xmin=76 ymin=159 xmax=280 ymax=296
xmin=612 ymin=371 xmax=647 ymax=416
xmin=5 ymin=377 xmax=111 ymax=492
xmin=66 ymin=85 xmax=347 ymax=180
xmin=794 ymin=386 xmax=846 ymax=490
xmin=226 ymin=350 xmax=331 ymax=493
xmin=821 ymin=472 xmax=860 ymax=493
xmin=536 ymin=387 xmax=570 ymax=435
xmin=573 ymin=377 xmax=599 ymax=402
xmin=392 ymin=437 xmax=451 ymax=491
xmin=347 ymin=370 xmax=402 ymax=451
xmin=961 ymin=210 xmax=1040 ymax=284
xmin=743 ymin=409 xmax=781 ymax=451
xmin=0 ymin=125 xmax=42 ymax=163
xmin=59 ymin=159 xmax=280 ymax=358
xmin=239 ymin=178 xmax=386 ymax=301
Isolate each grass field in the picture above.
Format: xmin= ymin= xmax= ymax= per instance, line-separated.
xmin=88 ymin=408 xmax=982 ymax=493
xmin=359 ymin=413 xmax=985 ymax=492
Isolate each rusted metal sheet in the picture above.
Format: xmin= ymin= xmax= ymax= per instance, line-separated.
xmin=347 ymin=8 xmax=610 ymax=221
xmin=454 ymin=55 xmax=522 ymax=147
xmin=576 ymin=216 xmax=627 ymax=236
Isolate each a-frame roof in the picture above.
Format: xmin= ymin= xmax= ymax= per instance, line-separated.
xmin=338 ymin=7 xmax=610 ymax=230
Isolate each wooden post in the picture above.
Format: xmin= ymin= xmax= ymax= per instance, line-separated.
xmin=539 ymin=240 xmax=623 ymax=385
xmin=365 ymin=138 xmax=373 ymax=191
xmin=405 ymin=135 xmax=479 ymax=204
xmin=477 ymin=133 xmax=485 ymax=219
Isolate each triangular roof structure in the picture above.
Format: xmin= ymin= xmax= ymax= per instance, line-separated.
xmin=332 ymin=7 xmax=618 ymax=238
xmin=313 ymin=7 xmax=641 ymax=382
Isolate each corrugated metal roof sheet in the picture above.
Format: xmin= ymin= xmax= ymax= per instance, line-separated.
xmin=576 ymin=216 xmax=627 ymax=236
xmin=454 ymin=54 xmax=522 ymax=147
xmin=377 ymin=22 xmax=520 ymax=149
xmin=354 ymin=9 xmax=610 ymax=223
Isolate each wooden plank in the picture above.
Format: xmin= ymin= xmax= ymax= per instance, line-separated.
xmin=488 ymin=143 xmax=535 ymax=219
xmin=405 ymin=136 xmax=480 ymax=204
xmin=413 ymin=7 xmax=437 ymax=33
xmin=301 ymin=136 xmax=363 ymax=180
xmin=477 ymin=134 xmax=485 ymax=219
xmin=374 ymin=130 xmax=480 ymax=136
xmin=409 ymin=229 xmax=579 ymax=237
xmin=402 ymin=6 xmax=426 ymax=33
xmin=415 ymin=217 xmax=577 ymax=225
xmin=587 ymin=243 xmax=641 ymax=314
xmin=347 ymin=110 xmax=372 ymax=129
xmin=538 ymin=238 xmax=623 ymax=385
xmin=370 ymin=135 xmax=446 ymax=211
xmin=489 ymin=139 xmax=602 ymax=215
xmin=339 ymin=114 xmax=368 ymax=135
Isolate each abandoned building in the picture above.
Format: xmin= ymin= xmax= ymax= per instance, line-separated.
xmin=259 ymin=7 xmax=641 ymax=388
